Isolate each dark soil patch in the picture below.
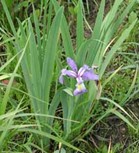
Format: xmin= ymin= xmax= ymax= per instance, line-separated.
xmin=87 ymin=100 xmax=139 ymax=152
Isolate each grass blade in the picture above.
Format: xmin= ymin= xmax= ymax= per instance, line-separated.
xmin=0 ymin=35 xmax=30 ymax=115
xmin=19 ymin=128 xmax=84 ymax=153
xmin=86 ymin=0 xmax=105 ymax=65
xmin=41 ymin=7 xmax=63 ymax=113
xmin=1 ymin=0 xmax=16 ymax=36
xmin=76 ymin=0 xmax=84 ymax=51
xmin=100 ymin=20 xmax=137 ymax=77
xmin=52 ymin=0 xmax=75 ymax=58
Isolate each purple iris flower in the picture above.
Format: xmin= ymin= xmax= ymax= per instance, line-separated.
xmin=59 ymin=57 xmax=99 ymax=96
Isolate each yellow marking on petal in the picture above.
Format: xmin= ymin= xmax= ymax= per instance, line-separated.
xmin=77 ymin=84 xmax=84 ymax=90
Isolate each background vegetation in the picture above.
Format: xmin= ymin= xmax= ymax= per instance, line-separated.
xmin=0 ymin=0 xmax=139 ymax=152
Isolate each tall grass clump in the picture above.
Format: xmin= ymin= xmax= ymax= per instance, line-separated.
xmin=1 ymin=0 xmax=138 ymax=152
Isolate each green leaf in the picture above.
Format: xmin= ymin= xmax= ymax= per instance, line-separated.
xmin=41 ymin=7 xmax=63 ymax=113
xmin=76 ymin=0 xmax=84 ymax=51
xmin=28 ymin=20 xmax=41 ymax=98
xmin=86 ymin=0 xmax=105 ymax=65
xmin=1 ymin=0 xmax=17 ymax=36
xmin=0 ymin=35 xmax=30 ymax=115
xmin=18 ymin=128 xmax=84 ymax=153
xmin=102 ymin=0 xmax=123 ymax=31
xmin=48 ymin=90 xmax=62 ymax=128
xmin=121 ymin=67 xmax=138 ymax=105
xmin=77 ymin=39 xmax=92 ymax=66
xmin=100 ymin=97 xmax=134 ymax=121
xmin=32 ymin=6 xmax=42 ymax=67
xmin=100 ymin=19 xmax=137 ymax=77
xmin=52 ymin=0 xmax=75 ymax=59
xmin=129 ymin=11 xmax=137 ymax=23
xmin=54 ymin=148 xmax=66 ymax=153
xmin=5 ymin=0 xmax=13 ymax=8
xmin=112 ymin=110 xmax=135 ymax=130
xmin=63 ymin=88 xmax=73 ymax=96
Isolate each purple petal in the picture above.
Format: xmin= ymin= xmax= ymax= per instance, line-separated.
xmin=76 ymin=77 xmax=83 ymax=84
xmin=78 ymin=65 xmax=89 ymax=77
xmin=59 ymin=69 xmax=67 ymax=84
xmin=59 ymin=75 xmax=64 ymax=84
xmin=82 ymin=69 xmax=99 ymax=81
xmin=67 ymin=57 xmax=78 ymax=72
xmin=61 ymin=69 xmax=76 ymax=78
xmin=65 ymin=70 xmax=77 ymax=78
xmin=73 ymin=83 xmax=87 ymax=96
xmin=61 ymin=69 xmax=68 ymax=75
xmin=59 ymin=69 xmax=77 ymax=84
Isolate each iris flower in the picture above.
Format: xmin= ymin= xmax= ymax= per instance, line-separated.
xmin=59 ymin=57 xmax=99 ymax=96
